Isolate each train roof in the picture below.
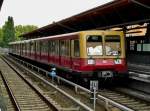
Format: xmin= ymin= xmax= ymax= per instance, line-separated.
xmin=9 ymin=30 xmax=123 ymax=45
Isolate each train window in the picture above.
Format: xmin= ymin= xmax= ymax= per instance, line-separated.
xmin=18 ymin=44 xmax=20 ymax=54
xmin=33 ymin=42 xmax=35 ymax=53
xmin=24 ymin=43 xmax=26 ymax=55
xmin=56 ymin=40 xmax=59 ymax=55
xmin=60 ymin=41 xmax=65 ymax=56
xmin=65 ymin=40 xmax=70 ymax=56
xmin=49 ymin=40 xmax=58 ymax=55
xmin=86 ymin=35 xmax=103 ymax=56
xmin=41 ymin=41 xmax=48 ymax=54
xmin=48 ymin=41 xmax=52 ymax=55
xmin=105 ymin=35 xmax=121 ymax=56
xmin=74 ymin=40 xmax=80 ymax=57
xmin=25 ymin=43 xmax=28 ymax=56
xmin=60 ymin=40 xmax=70 ymax=56
xmin=30 ymin=41 xmax=34 ymax=54
xmin=36 ymin=41 xmax=39 ymax=53
xmin=51 ymin=40 xmax=56 ymax=55
xmin=22 ymin=43 xmax=24 ymax=55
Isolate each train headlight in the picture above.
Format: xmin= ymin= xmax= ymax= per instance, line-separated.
xmin=88 ymin=59 xmax=95 ymax=65
xmin=114 ymin=59 xmax=122 ymax=64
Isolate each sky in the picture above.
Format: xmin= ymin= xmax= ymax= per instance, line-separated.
xmin=0 ymin=0 xmax=113 ymax=27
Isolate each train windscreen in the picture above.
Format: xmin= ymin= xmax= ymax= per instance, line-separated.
xmin=105 ymin=35 xmax=121 ymax=56
xmin=86 ymin=35 xmax=103 ymax=56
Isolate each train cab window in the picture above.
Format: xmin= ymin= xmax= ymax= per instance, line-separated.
xmin=86 ymin=35 xmax=103 ymax=56
xmin=105 ymin=35 xmax=121 ymax=56
xmin=74 ymin=40 xmax=80 ymax=57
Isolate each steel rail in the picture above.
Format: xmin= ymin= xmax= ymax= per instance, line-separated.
xmin=7 ymin=55 xmax=137 ymax=111
xmin=1 ymin=57 xmax=59 ymax=111
xmin=0 ymin=71 xmax=21 ymax=111
xmin=6 ymin=55 xmax=94 ymax=111
xmin=97 ymin=95 xmax=134 ymax=111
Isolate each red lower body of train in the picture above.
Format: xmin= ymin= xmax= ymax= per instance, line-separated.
xmin=11 ymin=51 xmax=128 ymax=79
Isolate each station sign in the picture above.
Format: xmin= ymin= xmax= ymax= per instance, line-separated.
xmin=90 ymin=80 xmax=98 ymax=91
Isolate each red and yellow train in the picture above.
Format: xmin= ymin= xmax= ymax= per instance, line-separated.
xmin=9 ymin=30 xmax=127 ymax=79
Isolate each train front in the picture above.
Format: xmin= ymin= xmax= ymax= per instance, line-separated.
xmin=79 ymin=31 xmax=127 ymax=78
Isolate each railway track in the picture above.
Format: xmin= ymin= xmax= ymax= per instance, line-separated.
xmin=0 ymin=71 xmax=14 ymax=111
xmin=98 ymin=89 xmax=150 ymax=111
xmin=0 ymin=57 xmax=59 ymax=111
xmin=5 ymin=55 xmax=150 ymax=111
xmin=1 ymin=55 xmax=95 ymax=111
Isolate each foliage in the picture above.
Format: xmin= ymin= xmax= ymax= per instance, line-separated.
xmin=15 ymin=25 xmax=38 ymax=40
xmin=0 ymin=16 xmax=38 ymax=47
xmin=0 ymin=28 xmax=3 ymax=46
xmin=2 ymin=16 xmax=15 ymax=47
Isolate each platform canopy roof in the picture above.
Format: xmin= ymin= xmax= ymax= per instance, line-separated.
xmin=21 ymin=0 xmax=150 ymax=38
xmin=0 ymin=0 xmax=3 ymax=11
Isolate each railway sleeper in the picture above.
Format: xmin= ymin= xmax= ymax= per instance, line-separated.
xmin=109 ymin=97 xmax=132 ymax=100
xmin=59 ymin=107 xmax=80 ymax=111
xmin=127 ymin=103 xmax=149 ymax=109
xmin=114 ymin=99 xmax=136 ymax=103
xmin=105 ymin=95 xmax=126 ymax=98
xmin=43 ymin=91 xmax=57 ymax=95
xmin=132 ymin=106 xmax=150 ymax=111
xmin=43 ymin=95 xmax=64 ymax=110
xmin=100 ymin=92 xmax=122 ymax=96
xmin=20 ymin=106 xmax=50 ymax=110
xmin=137 ymin=106 xmax=150 ymax=110
xmin=19 ymin=104 xmax=49 ymax=108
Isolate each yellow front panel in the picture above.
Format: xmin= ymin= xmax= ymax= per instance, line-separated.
xmin=78 ymin=30 xmax=125 ymax=59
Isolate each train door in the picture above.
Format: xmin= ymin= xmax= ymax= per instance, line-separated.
xmin=69 ymin=40 xmax=72 ymax=68
xmin=65 ymin=40 xmax=71 ymax=68
xmin=71 ymin=39 xmax=80 ymax=70
xmin=70 ymin=40 xmax=74 ymax=68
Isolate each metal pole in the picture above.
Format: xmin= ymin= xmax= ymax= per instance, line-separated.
xmin=93 ymin=87 xmax=96 ymax=111
xmin=52 ymin=75 xmax=54 ymax=84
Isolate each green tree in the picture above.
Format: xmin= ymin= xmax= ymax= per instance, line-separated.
xmin=0 ymin=28 xmax=3 ymax=46
xmin=2 ymin=16 xmax=15 ymax=47
xmin=0 ymin=16 xmax=38 ymax=47
xmin=15 ymin=25 xmax=38 ymax=40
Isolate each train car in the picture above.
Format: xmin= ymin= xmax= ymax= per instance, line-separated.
xmin=9 ymin=30 xmax=127 ymax=80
